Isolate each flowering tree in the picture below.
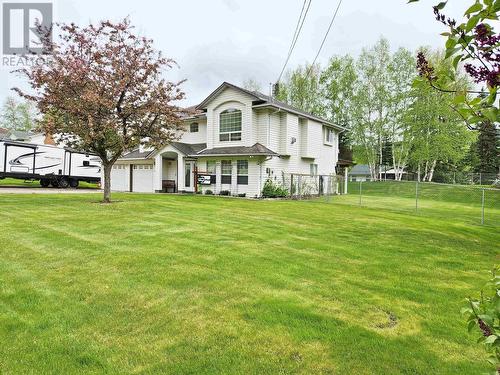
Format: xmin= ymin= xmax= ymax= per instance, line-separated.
xmin=14 ymin=18 xmax=186 ymax=202
xmin=410 ymin=0 xmax=499 ymax=128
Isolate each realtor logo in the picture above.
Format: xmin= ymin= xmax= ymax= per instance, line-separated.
xmin=2 ymin=2 xmax=52 ymax=55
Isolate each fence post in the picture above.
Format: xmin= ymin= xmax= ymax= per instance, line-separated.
xmin=415 ymin=180 xmax=419 ymax=213
xmin=344 ymin=168 xmax=348 ymax=194
xmin=481 ymin=188 xmax=485 ymax=225
xmin=359 ymin=180 xmax=362 ymax=206
xmin=297 ymin=174 xmax=302 ymax=199
xmin=479 ymin=172 xmax=482 ymax=186
xmin=290 ymin=174 xmax=294 ymax=198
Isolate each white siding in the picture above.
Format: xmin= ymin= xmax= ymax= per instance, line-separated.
xmin=112 ymin=83 xmax=341 ymax=197
xmin=179 ymin=119 xmax=207 ymax=144
xmin=205 ymin=87 xmax=255 ymax=149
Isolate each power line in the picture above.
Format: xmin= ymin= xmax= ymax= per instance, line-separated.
xmin=305 ymin=0 xmax=342 ymax=80
xmin=276 ymin=0 xmax=312 ymax=83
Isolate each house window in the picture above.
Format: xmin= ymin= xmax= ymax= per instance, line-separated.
xmin=219 ymin=109 xmax=242 ymax=142
xmin=207 ymin=160 xmax=216 ymax=184
xmin=310 ymin=163 xmax=318 ymax=176
xmin=325 ymin=127 xmax=335 ymax=144
xmin=190 ymin=123 xmax=199 ymax=133
xmin=221 ymin=160 xmax=232 ymax=184
xmin=237 ymin=160 xmax=248 ymax=185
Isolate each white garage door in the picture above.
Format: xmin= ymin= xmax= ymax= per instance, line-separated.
xmin=111 ymin=165 xmax=128 ymax=191
xmin=132 ymin=164 xmax=154 ymax=193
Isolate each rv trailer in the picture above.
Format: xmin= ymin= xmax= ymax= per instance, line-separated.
xmin=0 ymin=140 xmax=101 ymax=188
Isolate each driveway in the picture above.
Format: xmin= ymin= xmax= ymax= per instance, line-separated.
xmin=0 ymin=187 xmax=101 ymax=194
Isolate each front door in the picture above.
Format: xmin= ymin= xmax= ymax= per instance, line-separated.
xmin=184 ymin=161 xmax=197 ymax=192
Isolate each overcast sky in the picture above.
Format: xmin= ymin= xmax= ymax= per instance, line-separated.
xmin=1 ymin=0 xmax=472 ymax=106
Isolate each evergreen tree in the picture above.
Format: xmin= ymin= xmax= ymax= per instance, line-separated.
xmin=475 ymin=121 xmax=499 ymax=174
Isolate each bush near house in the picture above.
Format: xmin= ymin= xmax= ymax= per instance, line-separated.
xmin=262 ymin=179 xmax=288 ymax=198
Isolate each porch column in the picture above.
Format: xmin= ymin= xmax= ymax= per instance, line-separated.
xmin=154 ymin=154 xmax=162 ymax=192
xmin=215 ymin=161 xmax=221 ymax=194
xmin=231 ymin=161 xmax=237 ymax=195
xmin=179 ymin=157 xmax=185 ymax=191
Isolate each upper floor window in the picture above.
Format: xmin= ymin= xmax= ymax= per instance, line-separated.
xmin=220 ymin=109 xmax=242 ymax=142
xmin=325 ymin=127 xmax=335 ymax=144
xmin=190 ymin=123 xmax=199 ymax=133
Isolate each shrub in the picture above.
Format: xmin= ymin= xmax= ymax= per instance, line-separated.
xmin=219 ymin=190 xmax=230 ymax=196
xmin=262 ymin=179 xmax=288 ymax=198
xmin=205 ymin=189 xmax=213 ymax=195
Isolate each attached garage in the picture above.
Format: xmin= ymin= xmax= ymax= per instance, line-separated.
xmin=131 ymin=164 xmax=154 ymax=193
xmin=111 ymin=164 xmax=129 ymax=191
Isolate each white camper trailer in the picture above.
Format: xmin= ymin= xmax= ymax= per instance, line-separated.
xmin=0 ymin=140 xmax=101 ymax=188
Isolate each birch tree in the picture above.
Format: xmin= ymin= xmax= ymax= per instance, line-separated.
xmin=386 ymin=48 xmax=416 ymax=180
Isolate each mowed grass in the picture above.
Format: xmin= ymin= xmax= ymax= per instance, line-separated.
xmin=0 ymin=177 xmax=99 ymax=189
xmin=339 ymin=181 xmax=500 ymax=226
xmin=0 ymin=193 xmax=498 ymax=374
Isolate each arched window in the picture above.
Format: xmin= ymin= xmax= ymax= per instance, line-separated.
xmin=190 ymin=122 xmax=199 ymax=133
xmin=219 ymin=108 xmax=242 ymax=141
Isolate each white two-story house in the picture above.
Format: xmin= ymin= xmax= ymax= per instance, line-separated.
xmin=110 ymin=82 xmax=344 ymax=197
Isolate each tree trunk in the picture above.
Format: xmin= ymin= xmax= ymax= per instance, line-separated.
xmin=103 ymin=163 xmax=112 ymax=203
xmin=427 ymin=160 xmax=437 ymax=182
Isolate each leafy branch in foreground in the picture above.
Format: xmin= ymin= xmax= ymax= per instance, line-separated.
xmin=410 ymin=0 xmax=499 ymax=128
xmin=461 ymin=268 xmax=500 ymax=374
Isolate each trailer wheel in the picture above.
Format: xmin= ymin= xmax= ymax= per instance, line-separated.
xmin=69 ymin=179 xmax=79 ymax=188
xmin=40 ymin=179 xmax=50 ymax=188
xmin=58 ymin=178 xmax=70 ymax=189
xmin=50 ymin=180 xmax=59 ymax=188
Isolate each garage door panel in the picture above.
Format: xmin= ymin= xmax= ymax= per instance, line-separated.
xmin=132 ymin=164 xmax=153 ymax=193
xmin=111 ymin=165 xmax=128 ymax=191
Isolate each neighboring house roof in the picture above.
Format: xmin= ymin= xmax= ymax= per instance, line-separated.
xmin=349 ymin=165 xmax=406 ymax=175
xmin=179 ymin=105 xmax=205 ymax=120
xmin=0 ymin=127 xmax=9 ymax=139
xmin=194 ymin=143 xmax=278 ymax=157
xmin=349 ymin=164 xmax=371 ymax=176
xmin=0 ymin=128 xmax=44 ymax=141
xmin=196 ymin=82 xmax=345 ymax=131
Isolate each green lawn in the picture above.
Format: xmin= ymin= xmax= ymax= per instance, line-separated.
xmin=0 ymin=177 xmax=99 ymax=189
xmin=0 ymin=193 xmax=498 ymax=374
xmin=343 ymin=181 xmax=500 ymax=226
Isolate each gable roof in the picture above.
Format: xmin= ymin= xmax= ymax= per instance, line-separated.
xmin=196 ymin=82 xmax=345 ymax=131
xmin=120 ymin=149 xmax=156 ymax=160
xmin=170 ymin=142 xmax=206 ymax=155
xmin=194 ymin=143 xmax=277 ymax=157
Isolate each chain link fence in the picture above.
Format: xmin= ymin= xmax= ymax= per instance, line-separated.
xmin=278 ymin=173 xmax=346 ymax=199
xmin=338 ymin=180 xmax=500 ymax=226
